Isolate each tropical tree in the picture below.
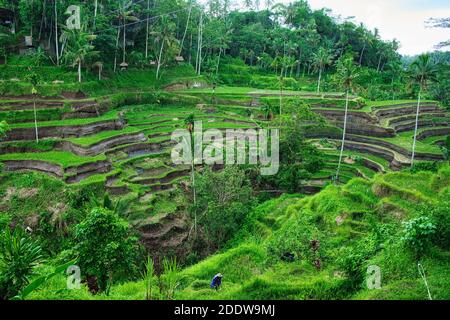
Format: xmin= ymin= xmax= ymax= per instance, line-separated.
xmin=184 ymin=114 xmax=197 ymax=233
xmin=334 ymin=55 xmax=360 ymax=182
xmin=24 ymin=72 xmax=41 ymax=143
xmin=74 ymin=207 xmax=139 ymax=293
xmin=63 ymin=30 xmax=99 ymax=83
xmin=151 ymin=16 xmax=179 ymax=79
xmin=114 ymin=0 xmax=139 ymax=72
xmin=409 ymin=54 xmax=439 ymax=166
xmin=0 ymin=228 xmax=44 ymax=300
xmin=358 ymin=26 xmax=373 ymax=66
xmin=312 ymin=47 xmax=333 ymax=93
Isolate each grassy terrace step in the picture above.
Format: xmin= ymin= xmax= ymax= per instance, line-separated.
xmin=0 ymin=108 xmax=71 ymax=123
xmin=368 ymin=100 xmax=437 ymax=110
xmin=379 ymin=130 xmax=444 ymax=154
xmin=65 ymin=126 xmax=142 ymax=147
xmin=393 ymin=118 xmax=450 ymax=133
xmin=385 ymin=112 xmax=448 ymax=127
xmin=8 ymin=110 xmax=118 ymax=128
xmin=320 ymin=149 xmax=390 ymax=171
xmin=332 ymin=139 xmax=410 ymax=165
xmin=0 ymin=151 xmax=106 ymax=168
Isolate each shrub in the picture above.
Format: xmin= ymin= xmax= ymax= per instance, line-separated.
xmin=401 ymin=216 xmax=436 ymax=257
xmin=0 ymin=227 xmax=44 ymax=299
xmin=410 ymin=162 xmax=439 ymax=173
xmin=267 ymin=211 xmax=321 ymax=263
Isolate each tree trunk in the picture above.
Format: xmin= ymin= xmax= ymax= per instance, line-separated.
xmin=216 ymin=48 xmax=222 ymax=76
xmin=156 ymin=40 xmax=164 ymax=79
xmin=145 ymin=0 xmax=150 ymax=59
xmin=359 ymin=43 xmax=366 ymax=66
xmin=411 ymin=90 xmax=421 ymax=167
xmin=336 ymin=90 xmax=350 ymax=183
xmin=122 ymin=20 xmax=126 ymax=63
xmin=33 ymin=96 xmax=39 ymax=143
xmin=98 ymin=66 xmax=102 ymax=81
xmin=377 ymin=54 xmax=383 ymax=72
xmin=54 ymin=0 xmax=59 ymax=65
xmin=279 ymin=76 xmax=283 ymax=116
xmin=114 ymin=28 xmax=120 ymax=72
xmin=296 ymin=48 xmax=302 ymax=77
xmin=78 ymin=60 xmax=81 ymax=83
xmin=391 ymin=76 xmax=395 ymax=100
xmin=317 ymin=68 xmax=322 ymax=94
xmin=179 ymin=3 xmax=192 ymax=56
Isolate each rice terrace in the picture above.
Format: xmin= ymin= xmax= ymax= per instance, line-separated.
xmin=0 ymin=0 xmax=449 ymax=305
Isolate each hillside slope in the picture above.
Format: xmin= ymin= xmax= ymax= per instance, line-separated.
xmin=26 ymin=165 xmax=450 ymax=300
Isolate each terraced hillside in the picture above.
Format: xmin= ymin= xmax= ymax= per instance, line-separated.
xmin=1 ymin=84 xmax=448 ymax=259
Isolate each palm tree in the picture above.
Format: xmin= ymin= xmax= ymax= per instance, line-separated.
xmin=25 ymin=72 xmax=41 ymax=143
xmin=312 ymin=47 xmax=333 ymax=94
xmin=334 ymin=56 xmax=360 ymax=183
xmin=358 ymin=27 xmax=373 ymax=66
xmin=63 ymin=30 xmax=99 ymax=83
xmin=385 ymin=61 xmax=402 ymax=100
xmin=184 ymin=114 xmax=197 ymax=233
xmin=215 ymin=23 xmax=233 ymax=76
xmin=151 ymin=16 xmax=178 ymax=79
xmin=409 ymin=54 xmax=438 ymax=167
xmin=114 ymin=0 xmax=139 ymax=71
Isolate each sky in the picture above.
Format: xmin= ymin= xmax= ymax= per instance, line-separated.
xmin=275 ymin=0 xmax=450 ymax=56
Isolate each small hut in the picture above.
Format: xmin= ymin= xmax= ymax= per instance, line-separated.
xmin=119 ymin=61 xmax=129 ymax=71
xmin=175 ymin=56 xmax=185 ymax=64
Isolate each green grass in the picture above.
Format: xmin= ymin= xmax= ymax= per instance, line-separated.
xmin=0 ymin=151 xmax=106 ymax=168
xmin=66 ymin=126 xmax=142 ymax=147
xmin=8 ymin=110 xmax=119 ymax=129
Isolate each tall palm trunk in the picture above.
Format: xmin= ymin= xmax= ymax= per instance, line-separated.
xmin=216 ymin=48 xmax=222 ymax=76
xmin=114 ymin=28 xmax=120 ymax=72
xmin=145 ymin=0 xmax=150 ymax=59
xmin=336 ymin=90 xmax=350 ymax=183
xmin=54 ymin=0 xmax=59 ymax=65
xmin=411 ymin=89 xmax=421 ymax=167
xmin=78 ymin=60 xmax=82 ymax=83
xmin=317 ymin=68 xmax=322 ymax=94
xmin=359 ymin=43 xmax=366 ymax=66
xmin=279 ymin=76 xmax=283 ymax=116
xmin=156 ymin=40 xmax=164 ymax=79
xmin=33 ymin=96 xmax=39 ymax=143
xmin=122 ymin=18 xmax=126 ymax=63
xmin=179 ymin=3 xmax=192 ymax=56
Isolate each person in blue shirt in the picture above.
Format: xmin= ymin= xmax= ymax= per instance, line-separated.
xmin=210 ymin=273 xmax=223 ymax=290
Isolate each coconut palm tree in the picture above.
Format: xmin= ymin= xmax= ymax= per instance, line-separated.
xmin=184 ymin=114 xmax=197 ymax=232
xmin=358 ymin=27 xmax=373 ymax=66
xmin=334 ymin=56 xmax=360 ymax=183
xmin=114 ymin=0 xmax=139 ymax=72
xmin=63 ymin=30 xmax=99 ymax=83
xmin=312 ymin=47 xmax=333 ymax=94
xmin=409 ymin=54 xmax=438 ymax=167
xmin=151 ymin=16 xmax=179 ymax=79
xmin=25 ymin=72 xmax=41 ymax=143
